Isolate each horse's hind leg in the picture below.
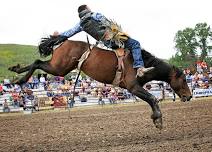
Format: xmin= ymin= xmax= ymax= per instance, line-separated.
xmin=8 ymin=64 xmax=31 ymax=74
xmin=129 ymin=83 xmax=162 ymax=129
xmin=11 ymin=59 xmax=62 ymax=85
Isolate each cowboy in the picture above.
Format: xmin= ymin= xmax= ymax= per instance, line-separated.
xmin=53 ymin=5 xmax=154 ymax=77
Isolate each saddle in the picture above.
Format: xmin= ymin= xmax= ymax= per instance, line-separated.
xmin=112 ymin=48 xmax=126 ymax=86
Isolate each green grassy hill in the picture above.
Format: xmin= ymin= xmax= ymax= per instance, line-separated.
xmin=0 ymin=44 xmax=42 ymax=80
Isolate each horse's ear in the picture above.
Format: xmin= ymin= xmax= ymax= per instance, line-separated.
xmin=173 ymin=66 xmax=183 ymax=78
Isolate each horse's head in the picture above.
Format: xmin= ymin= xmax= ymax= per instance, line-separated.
xmin=169 ymin=66 xmax=192 ymax=102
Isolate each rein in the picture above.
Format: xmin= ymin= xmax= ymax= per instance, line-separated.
xmin=71 ymin=36 xmax=92 ymax=102
xmin=67 ymin=35 xmax=99 ymax=117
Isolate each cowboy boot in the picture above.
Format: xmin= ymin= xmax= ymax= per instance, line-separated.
xmin=136 ymin=67 xmax=155 ymax=77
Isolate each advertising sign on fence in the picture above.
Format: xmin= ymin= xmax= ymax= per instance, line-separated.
xmin=193 ymin=88 xmax=212 ymax=97
xmin=148 ymin=90 xmax=163 ymax=100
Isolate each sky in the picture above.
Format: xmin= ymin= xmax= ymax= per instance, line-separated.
xmin=0 ymin=0 xmax=211 ymax=59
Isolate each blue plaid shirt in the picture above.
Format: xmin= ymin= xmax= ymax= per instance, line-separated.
xmin=61 ymin=13 xmax=105 ymax=37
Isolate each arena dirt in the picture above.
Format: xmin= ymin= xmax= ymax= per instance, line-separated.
xmin=0 ymin=99 xmax=212 ymax=152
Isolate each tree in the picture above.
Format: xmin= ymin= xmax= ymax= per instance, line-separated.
xmin=174 ymin=27 xmax=198 ymax=63
xmin=171 ymin=22 xmax=212 ymax=67
xmin=169 ymin=53 xmax=192 ymax=68
xmin=194 ymin=23 xmax=212 ymax=61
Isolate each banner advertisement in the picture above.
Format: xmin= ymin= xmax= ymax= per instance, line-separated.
xmin=193 ymin=88 xmax=212 ymax=97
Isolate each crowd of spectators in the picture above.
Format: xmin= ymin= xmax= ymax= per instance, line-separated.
xmin=0 ymin=74 xmax=134 ymax=109
xmin=184 ymin=66 xmax=212 ymax=90
xmin=0 ymin=64 xmax=212 ymax=111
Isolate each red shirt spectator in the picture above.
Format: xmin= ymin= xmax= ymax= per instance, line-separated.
xmin=12 ymin=92 xmax=19 ymax=102
xmin=201 ymin=61 xmax=207 ymax=69
xmin=0 ymin=84 xmax=3 ymax=94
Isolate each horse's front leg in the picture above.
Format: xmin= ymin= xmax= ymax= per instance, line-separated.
xmin=129 ymin=83 xmax=162 ymax=129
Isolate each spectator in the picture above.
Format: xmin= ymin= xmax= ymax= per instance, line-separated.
xmin=11 ymin=91 xmax=19 ymax=107
xmin=3 ymin=99 xmax=10 ymax=112
xmin=23 ymin=89 xmax=37 ymax=110
xmin=209 ymin=72 xmax=212 ymax=80
xmin=98 ymin=95 xmax=105 ymax=105
xmin=28 ymin=76 xmax=33 ymax=89
xmin=201 ymin=60 xmax=207 ymax=71
xmin=192 ymin=81 xmax=199 ymax=90
xmin=196 ymin=62 xmax=203 ymax=73
xmin=108 ymin=93 xmax=115 ymax=104
xmin=186 ymin=73 xmax=192 ymax=83
xmin=90 ymin=81 xmax=97 ymax=89
xmin=14 ymin=84 xmax=21 ymax=93
xmin=40 ymin=74 xmax=46 ymax=86
xmin=68 ymin=97 xmax=75 ymax=108
xmin=203 ymin=81 xmax=209 ymax=89
xmin=32 ymin=76 xmax=39 ymax=89
xmin=0 ymin=83 xmax=3 ymax=95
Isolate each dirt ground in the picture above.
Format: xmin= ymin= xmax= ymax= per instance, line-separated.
xmin=0 ymin=99 xmax=212 ymax=152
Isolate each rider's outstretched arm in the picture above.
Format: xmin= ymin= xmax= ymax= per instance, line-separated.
xmin=61 ymin=23 xmax=83 ymax=37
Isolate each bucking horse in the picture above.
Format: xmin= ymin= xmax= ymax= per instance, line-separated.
xmin=8 ymin=37 xmax=192 ymax=129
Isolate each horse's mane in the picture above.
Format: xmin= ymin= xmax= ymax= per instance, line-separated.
xmin=141 ymin=49 xmax=163 ymax=67
xmin=38 ymin=37 xmax=57 ymax=57
xmin=173 ymin=65 xmax=184 ymax=78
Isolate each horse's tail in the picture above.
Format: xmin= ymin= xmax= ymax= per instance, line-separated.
xmin=38 ymin=36 xmax=55 ymax=57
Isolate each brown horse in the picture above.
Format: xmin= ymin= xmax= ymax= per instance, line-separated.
xmin=8 ymin=38 xmax=192 ymax=129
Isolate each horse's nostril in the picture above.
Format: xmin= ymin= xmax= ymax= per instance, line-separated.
xmin=181 ymin=96 xmax=187 ymax=102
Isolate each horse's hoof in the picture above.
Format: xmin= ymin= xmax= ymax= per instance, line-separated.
xmin=8 ymin=66 xmax=15 ymax=71
xmin=153 ymin=117 xmax=163 ymax=130
xmin=8 ymin=64 xmax=20 ymax=72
